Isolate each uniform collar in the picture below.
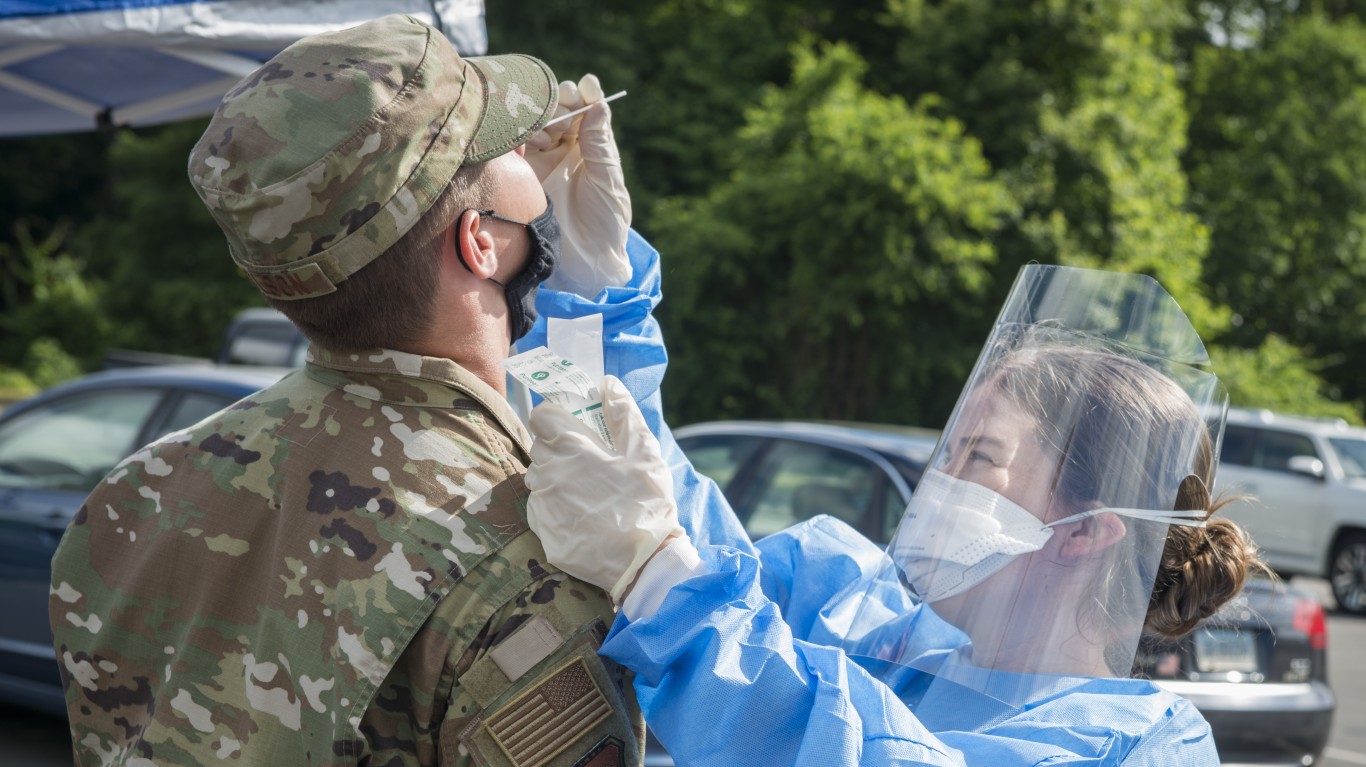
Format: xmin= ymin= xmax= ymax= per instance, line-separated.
xmin=305 ymin=345 xmax=532 ymax=456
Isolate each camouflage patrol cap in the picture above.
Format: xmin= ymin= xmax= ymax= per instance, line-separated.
xmin=188 ymin=14 xmax=556 ymax=301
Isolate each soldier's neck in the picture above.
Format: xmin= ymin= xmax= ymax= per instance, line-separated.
xmin=404 ymin=317 xmax=511 ymax=397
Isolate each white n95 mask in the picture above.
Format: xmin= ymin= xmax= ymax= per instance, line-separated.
xmin=894 ymin=469 xmax=1208 ymax=603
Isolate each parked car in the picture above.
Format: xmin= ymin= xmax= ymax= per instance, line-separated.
xmin=675 ymin=420 xmax=939 ymax=545
xmin=217 ymin=307 xmax=309 ymax=367
xmin=668 ymin=419 xmax=1334 ymax=766
xmin=1135 ymin=578 xmax=1334 ymax=764
xmin=99 ymin=308 xmax=309 ymax=371
xmin=1214 ymin=407 xmax=1366 ymax=614
xmin=0 ymin=364 xmax=290 ymax=715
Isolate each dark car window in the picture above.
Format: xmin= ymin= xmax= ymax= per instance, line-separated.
xmin=740 ymin=440 xmax=881 ymax=539
xmin=1220 ymin=425 xmax=1255 ymax=467
xmin=222 ymin=319 xmax=305 ymax=367
xmin=1252 ymin=430 xmax=1319 ymax=473
xmin=0 ymin=388 xmax=163 ymax=491
xmin=878 ymin=454 xmax=925 ymax=544
xmin=160 ymin=392 xmax=237 ymax=436
xmin=675 ymin=435 xmax=765 ymax=492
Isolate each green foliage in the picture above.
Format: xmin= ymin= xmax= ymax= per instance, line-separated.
xmin=884 ymin=0 xmax=1225 ymax=334
xmin=0 ymin=131 xmax=111 ymax=288
xmin=23 ymin=338 xmax=84 ymax=389
xmin=0 ymin=120 xmax=256 ymax=375
xmin=654 ymin=43 xmax=1015 ymax=426
xmin=74 ymin=120 xmax=264 ymax=358
xmin=0 ymin=365 xmax=38 ymax=406
xmin=1211 ymin=336 xmax=1362 ymax=424
xmin=3 ymin=0 xmax=1365 ymax=425
xmin=0 ymin=225 xmax=111 ymax=371
xmin=1187 ymin=12 xmax=1366 ymax=407
xmin=487 ymin=0 xmax=888 ymax=223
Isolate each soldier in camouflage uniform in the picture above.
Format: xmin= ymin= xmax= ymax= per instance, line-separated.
xmin=49 ymin=14 xmax=644 ymax=767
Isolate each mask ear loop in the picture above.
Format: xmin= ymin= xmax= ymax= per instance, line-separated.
xmin=456 ymin=208 xmax=530 ymax=288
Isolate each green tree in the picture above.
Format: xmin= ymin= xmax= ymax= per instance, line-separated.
xmin=1186 ymin=13 xmax=1366 ymax=409
xmin=4 ymin=1 xmax=1358 ymax=427
xmin=0 ymin=130 xmax=112 ymax=322
xmin=497 ymin=0 xmax=1354 ymax=424
xmin=1211 ymin=336 xmax=1360 ymax=423
xmin=75 ymin=120 xmax=263 ymax=358
xmin=653 ymin=44 xmax=1016 ymax=426
xmin=0 ymin=225 xmax=111 ymax=375
xmin=883 ymin=0 xmax=1224 ymax=331
xmin=486 ymin=0 xmax=889 ymax=224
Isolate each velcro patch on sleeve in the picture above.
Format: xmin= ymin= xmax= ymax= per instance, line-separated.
xmin=484 ymin=657 xmax=611 ymax=767
xmin=570 ymin=736 xmax=625 ymax=767
xmin=490 ymin=615 xmax=564 ymax=682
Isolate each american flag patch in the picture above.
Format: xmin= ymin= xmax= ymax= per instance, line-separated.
xmin=486 ymin=656 xmax=612 ymax=767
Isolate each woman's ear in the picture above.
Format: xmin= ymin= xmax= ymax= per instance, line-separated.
xmin=1057 ymin=509 xmax=1127 ymax=563
xmin=449 ymin=209 xmax=499 ymax=279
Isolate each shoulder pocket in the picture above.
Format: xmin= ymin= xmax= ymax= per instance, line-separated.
xmin=445 ymin=612 xmax=641 ymax=767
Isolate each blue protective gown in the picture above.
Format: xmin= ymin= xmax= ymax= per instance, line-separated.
xmin=603 ymin=516 xmax=1219 ymax=767
xmin=527 ymin=232 xmax=1220 ymax=767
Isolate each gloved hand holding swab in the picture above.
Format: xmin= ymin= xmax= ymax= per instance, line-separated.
xmin=525 ymin=75 xmax=632 ymax=298
xmin=543 ymin=90 xmax=626 ymax=127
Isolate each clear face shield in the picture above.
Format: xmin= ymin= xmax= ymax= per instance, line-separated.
xmin=840 ymin=265 xmax=1228 ymax=715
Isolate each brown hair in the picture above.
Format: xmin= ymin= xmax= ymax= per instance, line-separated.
xmin=268 ymin=160 xmax=501 ymax=352
xmin=1147 ymin=507 xmax=1268 ymax=637
xmin=989 ymin=344 xmax=1269 ymax=645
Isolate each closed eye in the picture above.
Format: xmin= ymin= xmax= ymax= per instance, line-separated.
xmin=951 ymin=435 xmax=1005 ymax=469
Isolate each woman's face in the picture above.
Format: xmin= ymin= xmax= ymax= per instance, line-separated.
xmin=939 ymin=391 xmax=1061 ymax=523
xmin=923 ymin=389 xmax=1076 ymax=641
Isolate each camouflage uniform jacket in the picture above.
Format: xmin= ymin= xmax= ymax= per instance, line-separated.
xmin=50 ymin=347 xmax=644 ymax=767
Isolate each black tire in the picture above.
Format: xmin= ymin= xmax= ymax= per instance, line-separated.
xmin=1329 ymin=533 xmax=1366 ymax=615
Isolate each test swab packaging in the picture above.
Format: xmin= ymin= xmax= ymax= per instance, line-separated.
xmin=503 ymin=345 xmax=615 ymax=450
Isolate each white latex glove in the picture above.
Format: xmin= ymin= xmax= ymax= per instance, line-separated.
xmin=526 ymin=74 xmax=632 ymax=299
xmin=525 ymin=375 xmax=683 ymax=602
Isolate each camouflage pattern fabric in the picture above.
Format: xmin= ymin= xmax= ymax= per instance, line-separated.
xmin=50 ymin=347 xmax=643 ymax=766
xmin=186 ymin=14 xmax=556 ymax=301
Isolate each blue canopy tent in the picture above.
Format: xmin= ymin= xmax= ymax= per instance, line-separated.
xmin=0 ymin=0 xmax=487 ymax=137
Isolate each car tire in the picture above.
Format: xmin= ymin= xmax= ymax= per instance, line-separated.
xmin=1329 ymin=533 xmax=1366 ymax=615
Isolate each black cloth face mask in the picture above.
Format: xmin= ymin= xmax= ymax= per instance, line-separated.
xmin=456 ymin=197 xmax=561 ymax=341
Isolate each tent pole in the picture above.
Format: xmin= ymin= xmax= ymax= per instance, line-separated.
xmin=0 ymin=67 xmax=101 ymax=120
xmin=112 ymin=77 xmax=244 ymax=126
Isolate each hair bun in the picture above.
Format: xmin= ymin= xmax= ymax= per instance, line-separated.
xmin=1147 ymin=515 xmax=1266 ymax=638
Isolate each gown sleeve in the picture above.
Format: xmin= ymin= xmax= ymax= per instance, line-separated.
xmin=602 ymin=519 xmax=965 ymax=767
xmin=520 ymin=229 xmax=755 ymax=555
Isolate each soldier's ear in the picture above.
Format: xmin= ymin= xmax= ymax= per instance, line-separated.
xmin=448 ymin=210 xmax=498 ymax=280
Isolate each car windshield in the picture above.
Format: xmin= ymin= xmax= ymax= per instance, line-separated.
xmin=1329 ymin=437 xmax=1366 ymax=480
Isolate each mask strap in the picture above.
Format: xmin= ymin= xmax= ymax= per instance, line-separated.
xmin=1044 ymin=507 xmax=1208 ymax=529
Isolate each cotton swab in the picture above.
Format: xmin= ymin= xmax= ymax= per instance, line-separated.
xmin=542 ymin=91 xmax=627 ymax=128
